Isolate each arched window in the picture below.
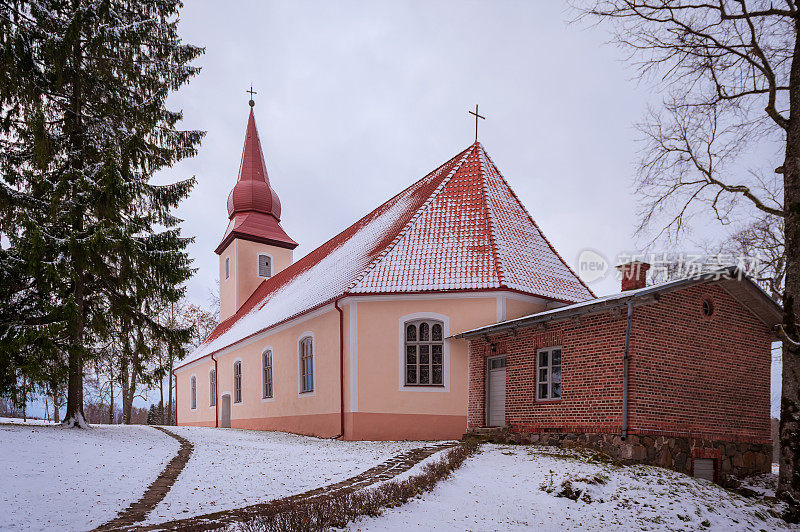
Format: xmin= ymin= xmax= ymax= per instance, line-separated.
xmin=190 ymin=376 xmax=197 ymax=409
xmin=404 ymin=319 xmax=444 ymax=386
xmin=209 ymin=369 xmax=216 ymax=407
xmin=233 ymin=361 xmax=242 ymax=403
xmin=263 ymin=349 xmax=273 ymax=399
xmin=299 ymin=337 xmax=314 ymax=393
xmin=258 ymin=254 xmax=272 ymax=278
xmin=225 ymin=256 xmax=230 ymax=279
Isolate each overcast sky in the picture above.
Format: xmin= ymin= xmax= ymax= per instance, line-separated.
xmin=156 ymin=0 xmax=660 ymax=305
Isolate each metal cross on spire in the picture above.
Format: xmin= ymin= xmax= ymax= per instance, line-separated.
xmin=247 ymin=84 xmax=257 ymax=107
xmin=468 ymin=104 xmax=485 ymax=142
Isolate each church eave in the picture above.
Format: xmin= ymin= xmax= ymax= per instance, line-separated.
xmin=215 ymin=229 xmax=298 ymax=255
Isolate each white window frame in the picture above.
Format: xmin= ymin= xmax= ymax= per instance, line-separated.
xmin=298 ymin=332 xmax=315 ymax=396
xmin=209 ymin=368 xmax=216 ymax=407
xmin=257 ymin=253 xmax=273 ymax=279
xmin=225 ymin=256 xmax=230 ymax=279
xmin=190 ymin=375 xmax=197 ymax=410
xmin=397 ymin=312 xmax=450 ymax=393
xmin=262 ymin=348 xmax=274 ymax=400
xmin=537 ymin=346 xmax=562 ymax=401
xmin=403 ymin=319 xmax=445 ymax=387
xmin=233 ymin=359 xmax=243 ymax=404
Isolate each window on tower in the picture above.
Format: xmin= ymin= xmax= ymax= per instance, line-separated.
xmin=225 ymin=257 xmax=230 ymax=279
xmin=258 ymin=254 xmax=272 ymax=278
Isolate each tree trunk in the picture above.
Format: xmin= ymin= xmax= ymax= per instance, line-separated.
xmin=778 ymin=20 xmax=800 ymax=520
xmin=52 ymin=388 xmax=59 ymax=424
xmin=63 ymin=343 xmax=86 ymax=427
xmin=62 ymin=6 xmax=88 ymax=429
xmin=108 ymin=364 xmax=114 ymax=425
xmin=167 ymin=345 xmax=174 ymax=425
xmin=120 ymin=346 xmax=132 ymax=425
xmin=159 ymin=367 xmax=164 ymax=425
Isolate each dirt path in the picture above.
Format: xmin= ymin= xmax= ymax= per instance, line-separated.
xmin=126 ymin=441 xmax=456 ymax=531
xmin=94 ymin=427 xmax=194 ymax=531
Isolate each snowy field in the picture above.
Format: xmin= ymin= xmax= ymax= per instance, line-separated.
xmin=0 ymin=422 xmax=178 ymax=531
xmin=4 ymin=421 xmax=795 ymax=532
xmin=143 ymin=426 xmax=427 ymax=524
xmin=0 ymin=416 xmax=58 ymax=426
xmin=1 ymin=421 xmax=430 ymax=530
xmin=349 ymin=444 xmax=798 ymax=531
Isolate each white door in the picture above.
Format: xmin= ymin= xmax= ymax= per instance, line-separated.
xmin=220 ymin=394 xmax=231 ymax=428
xmin=486 ymin=356 xmax=506 ymax=427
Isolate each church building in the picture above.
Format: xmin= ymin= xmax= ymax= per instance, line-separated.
xmin=175 ymin=103 xmax=777 ymax=480
xmin=174 ymin=103 xmax=594 ymax=440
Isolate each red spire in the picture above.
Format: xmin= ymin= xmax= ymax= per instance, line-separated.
xmin=226 ymin=108 xmax=282 ymax=219
xmin=216 ymin=107 xmax=297 ymax=254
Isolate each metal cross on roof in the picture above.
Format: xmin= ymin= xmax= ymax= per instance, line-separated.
xmin=247 ymin=84 xmax=257 ymax=107
xmin=468 ymin=104 xmax=485 ymax=142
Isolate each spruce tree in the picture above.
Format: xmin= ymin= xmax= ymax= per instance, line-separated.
xmin=0 ymin=0 xmax=202 ymax=427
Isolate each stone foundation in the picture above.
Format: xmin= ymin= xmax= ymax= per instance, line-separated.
xmin=471 ymin=429 xmax=771 ymax=481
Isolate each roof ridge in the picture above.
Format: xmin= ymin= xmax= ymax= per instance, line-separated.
xmin=345 ymin=144 xmax=477 ymax=293
xmin=476 ymin=145 xmax=508 ymax=289
xmin=479 ymin=147 xmax=596 ymax=299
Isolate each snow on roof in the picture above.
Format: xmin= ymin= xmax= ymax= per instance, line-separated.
xmin=478 ymin=148 xmax=593 ymax=302
xmin=349 ymin=144 xmax=593 ymax=299
xmin=455 ymin=266 xmax=781 ymax=338
xmin=178 ymin=142 xmax=594 ymax=368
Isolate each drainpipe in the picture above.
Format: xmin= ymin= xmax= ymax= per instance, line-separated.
xmin=334 ymin=298 xmax=345 ymax=439
xmin=621 ymin=300 xmax=633 ymax=441
xmin=212 ymin=353 xmax=219 ymax=428
xmin=172 ymin=369 xmax=178 ymax=426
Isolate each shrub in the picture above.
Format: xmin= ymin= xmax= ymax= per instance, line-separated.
xmin=237 ymin=440 xmax=479 ymax=532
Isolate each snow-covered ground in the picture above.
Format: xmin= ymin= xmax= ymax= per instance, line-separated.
xmin=0 ymin=422 xmax=178 ymax=531
xmin=349 ymin=444 xmax=797 ymax=531
xmin=1 ymin=421 xmax=432 ymax=530
xmin=143 ymin=426 xmax=427 ymax=524
xmin=0 ymin=416 xmax=58 ymax=426
xmin=6 ymin=422 xmax=792 ymax=532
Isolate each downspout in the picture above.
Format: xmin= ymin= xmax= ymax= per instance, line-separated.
xmin=334 ymin=298 xmax=345 ymax=439
xmin=212 ymin=353 xmax=219 ymax=428
xmin=172 ymin=369 xmax=178 ymax=426
xmin=621 ymin=300 xmax=633 ymax=441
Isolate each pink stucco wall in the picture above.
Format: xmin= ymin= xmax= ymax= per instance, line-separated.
xmin=176 ymin=291 xmax=547 ymax=440
xmin=218 ymin=238 xmax=293 ymax=322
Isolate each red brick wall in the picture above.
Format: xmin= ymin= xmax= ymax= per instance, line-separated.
xmin=468 ymin=282 xmax=773 ymax=444
xmin=628 ymin=284 xmax=772 ymax=442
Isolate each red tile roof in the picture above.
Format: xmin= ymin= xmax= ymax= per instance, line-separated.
xmin=180 ymin=142 xmax=593 ymax=367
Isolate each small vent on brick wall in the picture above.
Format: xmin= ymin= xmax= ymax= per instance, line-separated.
xmin=702 ymin=298 xmax=714 ymax=317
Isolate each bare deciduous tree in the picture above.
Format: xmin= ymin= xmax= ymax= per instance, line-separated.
xmin=574 ymin=0 xmax=800 ymax=516
xmin=721 ymin=214 xmax=786 ymax=298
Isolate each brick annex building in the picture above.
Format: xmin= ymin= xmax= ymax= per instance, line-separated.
xmin=176 ymin=103 xmax=779 ymax=481
xmin=457 ymin=263 xmax=780 ymax=480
